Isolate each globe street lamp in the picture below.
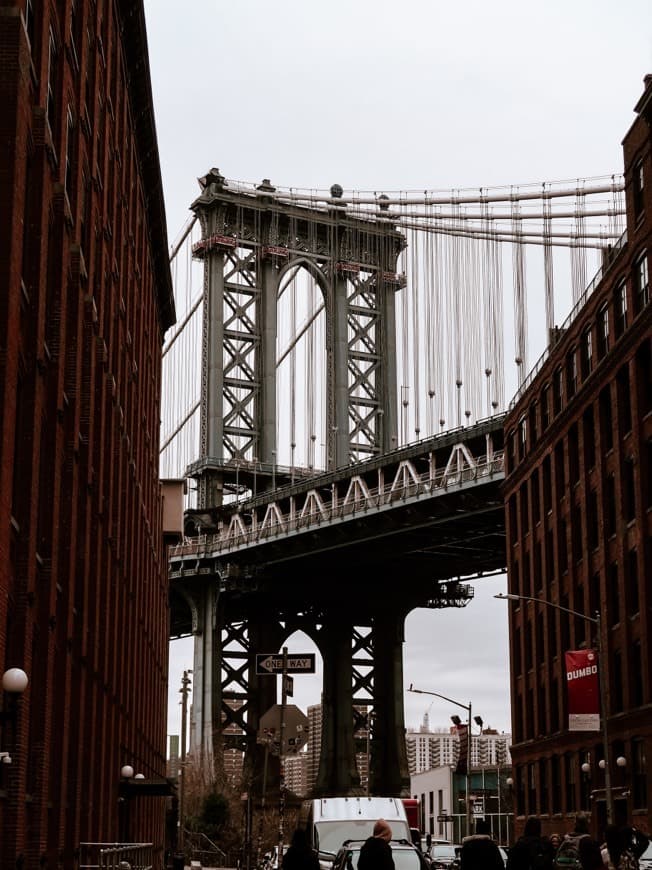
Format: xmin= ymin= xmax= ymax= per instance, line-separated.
xmin=408 ymin=684 xmax=473 ymax=837
xmin=495 ymin=592 xmax=614 ymax=824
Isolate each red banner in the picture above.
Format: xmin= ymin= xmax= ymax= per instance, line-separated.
xmin=565 ymin=649 xmax=600 ymax=731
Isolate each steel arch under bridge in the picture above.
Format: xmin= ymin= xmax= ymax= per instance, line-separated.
xmin=169 ymin=416 xmax=507 ymax=798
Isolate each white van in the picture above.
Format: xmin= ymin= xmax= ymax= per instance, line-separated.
xmin=303 ymin=796 xmax=411 ymax=869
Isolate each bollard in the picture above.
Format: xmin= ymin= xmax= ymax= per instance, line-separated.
xmin=172 ymin=852 xmax=185 ymax=870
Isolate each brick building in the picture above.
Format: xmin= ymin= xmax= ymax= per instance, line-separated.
xmin=0 ymin=1 xmax=175 ymax=866
xmin=503 ymin=76 xmax=652 ymax=837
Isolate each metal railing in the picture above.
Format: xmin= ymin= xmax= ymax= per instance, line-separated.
xmin=78 ymin=842 xmax=153 ymax=870
xmin=170 ymin=451 xmax=505 ymax=559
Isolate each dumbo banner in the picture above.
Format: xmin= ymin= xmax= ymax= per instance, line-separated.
xmin=565 ymin=649 xmax=600 ymax=731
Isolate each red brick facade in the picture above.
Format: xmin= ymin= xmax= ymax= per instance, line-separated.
xmin=504 ymin=77 xmax=652 ymax=838
xmin=0 ymin=1 xmax=175 ymax=866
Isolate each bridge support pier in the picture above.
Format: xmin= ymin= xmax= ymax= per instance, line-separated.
xmin=314 ymin=618 xmax=360 ymax=796
xmin=369 ymin=609 xmax=410 ymax=797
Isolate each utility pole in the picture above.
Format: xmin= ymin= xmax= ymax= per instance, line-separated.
xmin=179 ymin=669 xmax=192 ymax=851
xmin=278 ymin=647 xmax=288 ymax=868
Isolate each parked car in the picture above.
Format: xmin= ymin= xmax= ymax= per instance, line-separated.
xmin=427 ymin=843 xmax=460 ymax=870
xmin=639 ymin=844 xmax=652 ymax=870
xmin=332 ymin=839 xmax=427 ymax=870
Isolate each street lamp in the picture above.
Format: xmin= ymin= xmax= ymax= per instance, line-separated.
xmin=0 ymin=668 xmax=29 ymax=766
xmin=408 ymin=684 xmax=473 ymax=837
xmin=494 ymin=592 xmax=614 ymax=824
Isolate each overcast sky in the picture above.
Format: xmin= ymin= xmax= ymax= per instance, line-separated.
xmin=143 ymin=0 xmax=652 ymax=742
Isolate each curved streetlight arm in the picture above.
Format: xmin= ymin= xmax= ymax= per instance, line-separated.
xmin=408 ymin=684 xmax=473 ymax=836
xmin=408 ymin=684 xmax=470 ymax=713
xmin=494 ymin=593 xmax=598 ymax=625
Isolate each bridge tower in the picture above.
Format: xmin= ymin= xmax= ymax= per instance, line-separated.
xmin=178 ymin=171 xmax=411 ymax=796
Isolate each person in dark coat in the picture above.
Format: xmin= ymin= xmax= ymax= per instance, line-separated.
xmin=282 ymin=828 xmax=320 ymax=870
xmin=507 ymin=816 xmax=554 ymax=870
xmin=460 ymin=819 xmax=505 ymax=870
xmin=358 ymin=819 xmax=395 ymax=870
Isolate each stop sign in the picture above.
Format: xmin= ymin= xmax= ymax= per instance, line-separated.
xmin=259 ymin=704 xmax=309 ymax=754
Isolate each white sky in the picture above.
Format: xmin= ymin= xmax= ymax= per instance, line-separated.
xmin=145 ymin=0 xmax=652 ymax=742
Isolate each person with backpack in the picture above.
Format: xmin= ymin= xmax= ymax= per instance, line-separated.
xmin=555 ymin=814 xmax=603 ymax=870
xmin=460 ymin=819 xmax=505 ymax=870
xmin=507 ymin=816 xmax=554 ymax=870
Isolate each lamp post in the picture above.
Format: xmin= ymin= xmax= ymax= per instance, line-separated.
xmin=408 ymin=684 xmax=474 ymax=837
xmin=495 ymin=592 xmax=614 ymax=824
xmin=0 ymin=668 xmax=29 ymax=763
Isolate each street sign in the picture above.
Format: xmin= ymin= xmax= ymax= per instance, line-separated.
xmin=284 ymin=675 xmax=294 ymax=698
xmin=259 ymin=704 xmax=310 ymax=754
xmin=256 ymin=653 xmax=316 ymax=674
xmin=437 ymin=814 xmax=454 ymax=823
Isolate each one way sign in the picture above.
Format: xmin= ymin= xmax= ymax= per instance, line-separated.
xmin=256 ymin=653 xmax=316 ymax=674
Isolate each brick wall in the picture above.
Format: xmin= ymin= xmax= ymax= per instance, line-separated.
xmin=0 ymin=1 xmax=175 ymax=866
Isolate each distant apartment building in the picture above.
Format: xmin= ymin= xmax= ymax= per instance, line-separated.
xmin=406 ymin=718 xmax=511 ymax=776
xmin=284 ymin=752 xmax=309 ymax=797
xmin=306 ymin=702 xmax=370 ymax=794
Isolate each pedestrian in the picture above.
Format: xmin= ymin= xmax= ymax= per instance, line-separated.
xmin=460 ymin=819 xmax=505 ymax=870
xmin=551 ymin=835 xmax=562 ymax=852
xmin=358 ymin=819 xmax=395 ymax=870
xmin=507 ymin=817 xmax=554 ymax=870
xmin=604 ymin=825 xmax=638 ymax=870
xmin=555 ymin=813 xmax=603 ymax=870
xmin=282 ymin=829 xmax=320 ymax=870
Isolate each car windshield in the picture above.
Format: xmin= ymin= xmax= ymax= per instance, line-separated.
xmin=431 ymin=846 xmax=458 ymax=859
xmin=316 ymin=822 xmax=408 ymax=855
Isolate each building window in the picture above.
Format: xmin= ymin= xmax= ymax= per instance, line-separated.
xmin=64 ymin=108 xmax=74 ymax=199
xmin=614 ymin=282 xmax=628 ymax=337
xmin=551 ymin=755 xmax=561 ymax=812
xmin=609 ymin=562 xmax=620 ymax=621
xmin=632 ymin=641 xmax=643 ymax=707
xmin=589 ymin=572 xmax=600 ymax=619
xmin=569 ymin=425 xmax=580 ymax=485
xmin=597 ymin=304 xmax=610 ymax=357
xmin=567 ymin=348 xmax=578 ymax=398
xmin=543 ymin=456 xmax=552 ymax=512
xmin=605 ymin=474 xmax=617 ymax=536
xmin=623 ymin=456 xmax=636 ymax=522
xmin=553 ymin=367 xmax=564 ymax=414
xmin=541 ymin=385 xmax=550 ymax=430
xmin=532 ymin=470 xmax=540 ymax=524
xmin=587 ymin=490 xmax=598 ymax=550
xmin=616 ymin=365 xmax=632 ymax=435
xmin=46 ymin=30 xmax=58 ymax=136
xmin=633 ymin=161 xmax=644 ymax=219
xmin=583 ymin=405 xmax=596 ymax=469
xmin=564 ymin=754 xmax=576 ymax=814
xmin=519 ymin=416 xmax=527 ymax=459
xmin=632 ymin=738 xmax=647 ymax=809
xmin=634 ymin=253 xmax=649 ymax=312
xmin=635 ymin=339 xmax=651 ymax=417
xmin=612 ymin=650 xmax=623 ymax=713
xmin=599 ymin=386 xmax=614 ymax=452
xmin=581 ymin=328 xmax=593 ymax=378
xmin=628 ymin=549 xmax=639 ymax=616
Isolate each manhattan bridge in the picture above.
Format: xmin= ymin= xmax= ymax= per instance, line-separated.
xmin=160 ymin=170 xmax=625 ymax=796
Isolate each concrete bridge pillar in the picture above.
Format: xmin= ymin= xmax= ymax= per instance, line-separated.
xmin=314 ymin=618 xmax=360 ymax=796
xmin=369 ymin=609 xmax=410 ymax=797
